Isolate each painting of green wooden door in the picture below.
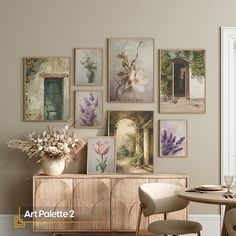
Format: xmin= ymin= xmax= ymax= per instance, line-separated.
xmin=44 ymin=78 xmax=63 ymax=120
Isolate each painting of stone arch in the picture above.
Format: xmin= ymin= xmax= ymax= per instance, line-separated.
xmin=24 ymin=57 xmax=70 ymax=121
xmin=108 ymin=110 xmax=153 ymax=174
xmin=160 ymin=49 xmax=206 ymax=113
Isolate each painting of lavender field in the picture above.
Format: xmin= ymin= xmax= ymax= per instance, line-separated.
xmin=159 ymin=120 xmax=187 ymax=157
xmin=87 ymin=137 xmax=115 ymax=174
xmin=108 ymin=38 xmax=154 ymax=102
xmin=75 ymin=91 xmax=103 ymax=128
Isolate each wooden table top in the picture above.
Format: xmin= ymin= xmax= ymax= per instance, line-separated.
xmin=178 ymin=190 xmax=236 ymax=205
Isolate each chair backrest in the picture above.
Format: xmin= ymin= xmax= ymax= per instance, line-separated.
xmin=139 ymin=182 xmax=189 ymax=217
xmin=225 ymin=208 xmax=236 ymax=236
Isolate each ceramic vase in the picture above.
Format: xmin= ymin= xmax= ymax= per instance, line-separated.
xmin=41 ymin=159 xmax=65 ymax=176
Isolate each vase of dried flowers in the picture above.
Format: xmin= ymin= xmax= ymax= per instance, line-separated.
xmin=7 ymin=124 xmax=86 ymax=176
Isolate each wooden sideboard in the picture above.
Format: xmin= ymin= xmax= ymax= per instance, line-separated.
xmin=33 ymin=174 xmax=188 ymax=233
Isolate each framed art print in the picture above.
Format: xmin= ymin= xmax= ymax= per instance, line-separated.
xmin=108 ymin=38 xmax=154 ymax=102
xmin=24 ymin=57 xmax=70 ymax=121
xmin=87 ymin=136 xmax=116 ymax=174
xmin=159 ymin=120 xmax=187 ymax=157
xmin=108 ymin=110 xmax=153 ymax=173
xmin=75 ymin=90 xmax=103 ymax=128
xmin=160 ymin=49 xmax=206 ymax=113
xmin=75 ymin=48 xmax=103 ymax=86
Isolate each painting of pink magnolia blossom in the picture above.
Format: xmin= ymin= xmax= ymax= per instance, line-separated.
xmin=87 ymin=137 xmax=115 ymax=174
xmin=75 ymin=91 xmax=103 ymax=128
xmin=108 ymin=38 xmax=154 ymax=102
xmin=159 ymin=120 xmax=187 ymax=157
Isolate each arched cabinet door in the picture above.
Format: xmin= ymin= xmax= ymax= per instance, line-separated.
xmin=110 ymin=178 xmax=148 ymax=230
xmin=73 ymin=178 xmax=111 ymax=230
xmin=33 ymin=178 xmax=73 ymax=231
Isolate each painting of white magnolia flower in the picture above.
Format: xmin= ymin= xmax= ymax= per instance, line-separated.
xmin=108 ymin=38 xmax=154 ymax=102
xmin=87 ymin=137 xmax=115 ymax=174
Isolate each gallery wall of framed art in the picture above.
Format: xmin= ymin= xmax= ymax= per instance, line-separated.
xmin=21 ymin=38 xmax=207 ymax=174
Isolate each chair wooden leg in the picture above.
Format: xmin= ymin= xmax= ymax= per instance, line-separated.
xmin=197 ymin=232 xmax=201 ymax=236
xmin=136 ymin=203 xmax=143 ymax=236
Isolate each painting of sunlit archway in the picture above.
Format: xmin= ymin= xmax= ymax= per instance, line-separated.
xmin=108 ymin=111 xmax=153 ymax=174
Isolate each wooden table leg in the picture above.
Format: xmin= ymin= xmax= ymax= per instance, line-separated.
xmin=221 ymin=205 xmax=236 ymax=236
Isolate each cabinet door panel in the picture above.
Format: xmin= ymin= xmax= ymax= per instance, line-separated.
xmin=34 ymin=178 xmax=72 ymax=231
xmin=111 ymin=178 xmax=148 ymax=230
xmin=73 ymin=179 xmax=110 ymax=230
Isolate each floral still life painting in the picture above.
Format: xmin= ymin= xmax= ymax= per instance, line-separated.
xmin=87 ymin=137 xmax=115 ymax=174
xmin=24 ymin=57 xmax=70 ymax=121
xmin=108 ymin=111 xmax=153 ymax=173
xmin=75 ymin=48 xmax=102 ymax=85
xmin=108 ymin=38 xmax=154 ymax=102
xmin=159 ymin=120 xmax=187 ymax=157
xmin=160 ymin=49 xmax=206 ymax=113
xmin=75 ymin=91 xmax=103 ymax=128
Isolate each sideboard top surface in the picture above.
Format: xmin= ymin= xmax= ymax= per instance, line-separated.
xmin=33 ymin=173 xmax=188 ymax=179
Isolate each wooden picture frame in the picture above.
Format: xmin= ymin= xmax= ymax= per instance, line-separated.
xmin=108 ymin=38 xmax=154 ymax=103
xmin=74 ymin=48 xmax=103 ymax=86
xmin=23 ymin=57 xmax=70 ymax=121
xmin=74 ymin=90 xmax=103 ymax=128
xmin=87 ymin=136 xmax=116 ymax=174
xmin=159 ymin=120 xmax=188 ymax=157
xmin=108 ymin=110 xmax=154 ymax=173
xmin=159 ymin=49 xmax=206 ymax=113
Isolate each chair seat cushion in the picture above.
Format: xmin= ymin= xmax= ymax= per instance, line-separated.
xmin=148 ymin=219 xmax=202 ymax=235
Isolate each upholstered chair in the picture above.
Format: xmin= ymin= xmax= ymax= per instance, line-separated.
xmin=225 ymin=208 xmax=236 ymax=236
xmin=136 ymin=182 xmax=202 ymax=236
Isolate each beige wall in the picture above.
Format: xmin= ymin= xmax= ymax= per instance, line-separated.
xmin=1 ymin=0 xmax=231 ymax=214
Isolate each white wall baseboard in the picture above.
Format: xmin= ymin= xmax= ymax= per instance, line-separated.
xmin=0 ymin=214 xmax=221 ymax=236
xmin=189 ymin=214 xmax=221 ymax=236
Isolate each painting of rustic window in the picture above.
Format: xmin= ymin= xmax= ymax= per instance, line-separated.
xmin=108 ymin=38 xmax=154 ymax=102
xmin=159 ymin=120 xmax=187 ymax=157
xmin=75 ymin=91 xmax=103 ymax=128
xmin=24 ymin=57 xmax=70 ymax=121
xmin=108 ymin=111 xmax=153 ymax=173
xmin=75 ymin=48 xmax=103 ymax=86
xmin=160 ymin=50 xmax=206 ymax=113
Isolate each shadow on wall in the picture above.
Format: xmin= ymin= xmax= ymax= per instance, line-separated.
xmin=0 ymin=142 xmax=87 ymax=214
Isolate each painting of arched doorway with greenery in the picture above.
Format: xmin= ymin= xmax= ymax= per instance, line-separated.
xmin=160 ymin=49 xmax=205 ymax=113
xmin=108 ymin=110 xmax=153 ymax=174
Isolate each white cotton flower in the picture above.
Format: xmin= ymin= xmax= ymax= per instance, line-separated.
xmin=38 ymin=146 xmax=43 ymax=151
xmin=64 ymin=143 xmax=68 ymax=148
xmin=71 ymin=143 xmax=75 ymax=148
xmin=43 ymin=131 xmax=47 ymax=137
xmin=64 ymin=148 xmax=70 ymax=153
xmin=65 ymin=125 xmax=69 ymax=130
xmin=37 ymin=139 xmax=43 ymax=143
xmin=57 ymin=143 xmax=64 ymax=150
